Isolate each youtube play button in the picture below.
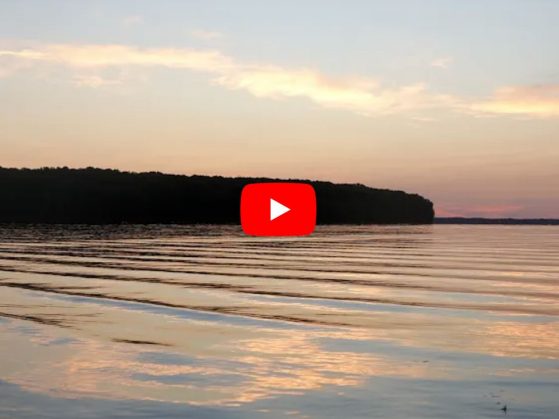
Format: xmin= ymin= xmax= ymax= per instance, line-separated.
xmin=241 ymin=183 xmax=316 ymax=236
xmin=270 ymin=198 xmax=290 ymax=221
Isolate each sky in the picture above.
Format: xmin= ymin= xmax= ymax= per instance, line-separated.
xmin=1 ymin=0 xmax=558 ymax=218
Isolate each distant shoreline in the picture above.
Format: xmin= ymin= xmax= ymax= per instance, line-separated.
xmin=0 ymin=167 xmax=434 ymax=225
xmin=436 ymin=217 xmax=559 ymax=225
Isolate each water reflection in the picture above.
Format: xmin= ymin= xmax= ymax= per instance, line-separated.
xmin=0 ymin=225 xmax=558 ymax=418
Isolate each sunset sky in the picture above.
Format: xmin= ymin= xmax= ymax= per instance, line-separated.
xmin=1 ymin=0 xmax=558 ymax=217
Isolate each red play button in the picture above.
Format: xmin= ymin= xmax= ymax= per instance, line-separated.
xmin=240 ymin=183 xmax=316 ymax=236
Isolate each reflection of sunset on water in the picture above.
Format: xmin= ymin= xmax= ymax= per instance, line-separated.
xmin=1 ymin=225 xmax=558 ymax=417
xmin=0 ymin=315 xmax=439 ymax=406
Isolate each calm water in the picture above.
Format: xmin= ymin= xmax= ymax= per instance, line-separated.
xmin=0 ymin=225 xmax=558 ymax=418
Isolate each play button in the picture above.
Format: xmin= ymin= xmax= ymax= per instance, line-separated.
xmin=270 ymin=198 xmax=290 ymax=221
xmin=240 ymin=183 xmax=316 ymax=236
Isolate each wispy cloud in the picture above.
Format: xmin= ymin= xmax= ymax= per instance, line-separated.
xmin=470 ymin=85 xmax=559 ymax=118
xmin=437 ymin=204 xmax=524 ymax=218
xmin=2 ymin=43 xmax=558 ymax=119
xmin=430 ymin=56 xmax=452 ymax=69
xmin=215 ymin=69 xmax=456 ymax=116
xmin=122 ymin=15 xmax=143 ymax=27
xmin=0 ymin=44 xmax=234 ymax=71
xmin=191 ymin=30 xmax=223 ymax=41
xmin=0 ymin=43 xmax=454 ymax=116
xmin=71 ymin=75 xmax=122 ymax=88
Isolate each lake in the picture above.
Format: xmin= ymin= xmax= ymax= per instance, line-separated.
xmin=0 ymin=225 xmax=558 ymax=418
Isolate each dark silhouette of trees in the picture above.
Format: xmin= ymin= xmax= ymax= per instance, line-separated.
xmin=0 ymin=167 xmax=434 ymax=224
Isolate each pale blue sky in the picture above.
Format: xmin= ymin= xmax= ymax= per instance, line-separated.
xmin=1 ymin=0 xmax=558 ymax=217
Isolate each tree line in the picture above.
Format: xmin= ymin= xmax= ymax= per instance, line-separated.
xmin=0 ymin=167 xmax=434 ymax=224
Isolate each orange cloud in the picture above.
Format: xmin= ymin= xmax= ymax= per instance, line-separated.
xmin=11 ymin=44 xmax=234 ymax=71
xmin=0 ymin=43 xmax=455 ymax=116
xmin=436 ymin=204 xmax=524 ymax=218
xmin=2 ymin=43 xmax=559 ymax=119
xmin=470 ymin=85 xmax=559 ymax=117
xmin=215 ymin=68 xmax=456 ymax=115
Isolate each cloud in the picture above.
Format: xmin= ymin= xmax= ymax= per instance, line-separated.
xmin=215 ymin=69 xmax=455 ymax=115
xmin=430 ymin=56 xmax=452 ymax=69
xmin=437 ymin=204 xmax=524 ymax=218
xmin=122 ymin=15 xmax=143 ymax=27
xmin=0 ymin=58 xmax=31 ymax=78
xmin=191 ymin=30 xmax=223 ymax=41
xmin=0 ymin=44 xmax=234 ymax=71
xmin=71 ymin=75 xmax=122 ymax=88
xmin=469 ymin=85 xmax=559 ymax=118
xmin=2 ymin=43 xmax=558 ymax=119
xmin=0 ymin=43 xmax=454 ymax=116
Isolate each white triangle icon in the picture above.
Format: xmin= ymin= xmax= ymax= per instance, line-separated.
xmin=270 ymin=198 xmax=290 ymax=221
